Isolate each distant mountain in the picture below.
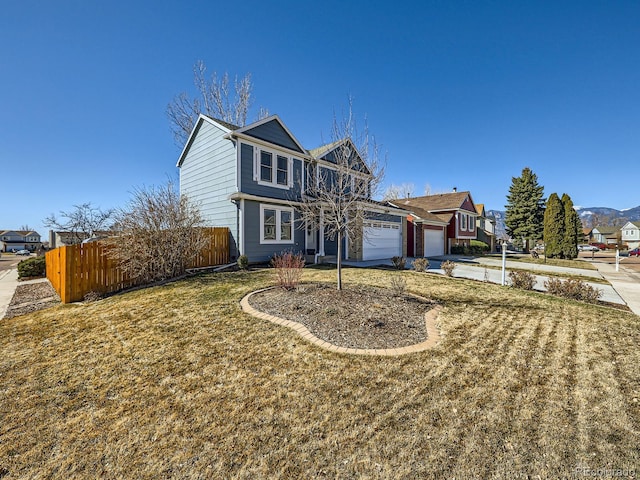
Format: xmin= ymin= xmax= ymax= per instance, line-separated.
xmin=486 ymin=205 xmax=640 ymax=238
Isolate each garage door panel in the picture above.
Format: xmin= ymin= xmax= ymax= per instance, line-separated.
xmin=363 ymin=222 xmax=401 ymax=260
xmin=424 ymin=229 xmax=444 ymax=257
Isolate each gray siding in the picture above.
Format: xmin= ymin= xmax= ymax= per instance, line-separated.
xmin=243 ymin=119 xmax=303 ymax=153
xmin=179 ymin=120 xmax=240 ymax=258
xmin=242 ymin=200 xmax=305 ymax=263
xmin=364 ymin=211 xmax=403 ymax=223
xmin=240 ymin=142 xmax=303 ymax=200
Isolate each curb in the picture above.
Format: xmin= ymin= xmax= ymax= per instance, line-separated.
xmin=240 ymin=287 xmax=442 ymax=356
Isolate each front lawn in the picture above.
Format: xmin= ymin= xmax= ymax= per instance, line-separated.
xmin=1 ymin=267 xmax=638 ymax=478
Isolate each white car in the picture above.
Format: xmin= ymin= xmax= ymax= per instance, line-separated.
xmin=15 ymin=249 xmax=31 ymax=256
xmin=578 ymin=244 xmax=599 ymax=252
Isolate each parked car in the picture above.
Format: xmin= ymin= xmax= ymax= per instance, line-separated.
xmin=578 ymin=244 xmax=599 ymax=251
xmin=629 ymin=248 xmax=640 ymax=257
xmin=15 ymin=249 xmax=31 ymax=256
xmin=589 ymin=242 xmax=607 ymax=250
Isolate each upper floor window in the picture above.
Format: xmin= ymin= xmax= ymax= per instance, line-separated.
xmin=255 ymin=146 xmax=292 ymax=189
xmin=352 ymin=176 xmax=369 ymax=198
xmin=461 ymin=213 xmax=468 ymax=230
xmin=469 ymin=216 xmax=475 ymax=231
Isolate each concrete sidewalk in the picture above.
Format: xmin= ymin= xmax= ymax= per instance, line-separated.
xmin=0 ymin=268 xmax=19 ymax=319
xmin=594 ymin=262 xmax=640 ymax=315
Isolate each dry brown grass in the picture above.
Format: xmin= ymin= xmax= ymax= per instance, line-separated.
xmin=1 ymin=267 xmax=639 ymax=479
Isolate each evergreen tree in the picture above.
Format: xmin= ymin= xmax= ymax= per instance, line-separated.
xmin=561 ymin=193 xmax=581 ymax=259
xmin=543 ymin=193 xmax=564 ymax=258
xmin=505 ymin=167 xmax=546 ymax=250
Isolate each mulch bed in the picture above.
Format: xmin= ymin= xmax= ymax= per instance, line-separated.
xmin=248 ymin=283 xmax=436 ymax=349
xmin=4 ymin=281 xmax=60 ymax=319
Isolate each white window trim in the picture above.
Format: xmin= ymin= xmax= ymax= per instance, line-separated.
xmin=461 ymin=213 xmax=468 ymax=231
xmin=260 ymin=204 xmax=295 ymax=244
xmin=254 ymin=145 xmax=293 ymax=190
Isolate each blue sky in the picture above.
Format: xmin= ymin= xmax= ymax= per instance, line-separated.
xmin=2 ymin=1 xmax=639 ymax=237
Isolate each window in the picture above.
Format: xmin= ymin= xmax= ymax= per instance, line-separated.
xmin=461 ymin=213 xmax=468 ymax=230
xmin=276 ymin=155 xmax=288 ymax=185
xmin=263 ymin=209 xmax=276 ymax=240
xmin=469 ymin=216 xmax=475 ymax=231
xmin=260 ymin=205 xmax=294 ymax=244
xmin=260 ymin=151 xmax=272 ymax=182
xmin=255 ymin=146 xmax=291 ymax=188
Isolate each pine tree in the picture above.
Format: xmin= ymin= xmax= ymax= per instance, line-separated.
xmin=561 ymin=193 xmax=581 ymax=259
xmin=543 ymin=193 xmax=564 ymax=258
xmin=505 ymin=167 xmax=546 ymax=250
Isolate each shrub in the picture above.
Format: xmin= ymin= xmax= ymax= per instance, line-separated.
xmin=412 ymin=257 xmax=429 ymax=272
xmin=508 ymin=270 xmax=536 ymax=290
xmin=391 ymin=256 xmax=406 ymax=270
xmin=544 ymin=277 xmax=602 ymax=304
xmin=389 ymin=274 xmax=407 ymax=296
xmin=450 ymin=245 xmax=465 ymax=255
xmin=17 ymin=256 xmax=46 ymax=279
xmin=441 ymin=260 xmax=456 ymax=277
xmin=237 ymin=255 xmax=249 ymax=270
xmin=271 ymin=251 xmax=305 ymax=290
xmin=470 ymin=240 xmax=490 ymax=255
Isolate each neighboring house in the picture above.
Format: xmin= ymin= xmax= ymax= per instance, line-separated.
xmin=391 ymin=191 xmax=479 ymax=255
xmin=592 ymin=226 xmax=619 ymax=245
xmin=582 ymin=227 xmax=593 ymax=244
xmin=48 ymin=230 xmax=112 ymax=248
xmin=621 ymin=221 xmax=640 ymax=249
xmin=177 ymin=114 xmax=408 ymax=263
xmin=475 ymin=203 xmax=497 ymax=252
xmin=0 ymin=230 xmax=42 ymax=252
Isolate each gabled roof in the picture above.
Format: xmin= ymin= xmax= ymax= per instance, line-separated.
xmin=309 ymin=138 xmax=371 ymax=175
xmin=475 ymin=203 xmax=485 ymax=216
xmin=0 ymin=230 xmax=40 ymax=236
xmin=621 ymin=221 xmax=640 ymax=229
xmin=394 ymin=191 xmax=476 ymax=214
xmin=396 ymin=203 xmax=451 ymax=225
xmin=234 ymin=114 xmax=306 ymax=154
xmin=592 ymin=226 xmax=619 ymax=235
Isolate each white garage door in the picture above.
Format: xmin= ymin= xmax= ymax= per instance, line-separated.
xmin=424 ymin=229 xmax=445 ymax=257
xmin=363 ymin=222 xmax=401 ymax=260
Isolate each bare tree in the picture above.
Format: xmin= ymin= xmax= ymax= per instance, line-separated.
xmin=20 ymin=224 xmax=33 ymax=231
xmin=167 ymin=61 xmax=254 ymax=146
xmin=298 ymin=102 xmax=385 ymax=290
xmin=108 ymin=180 xmax=207 ymax=285
xmin=44 ymin=203 xmax=114 ymax=244
xmin=382 ymin=182 xmax=415 ymax=201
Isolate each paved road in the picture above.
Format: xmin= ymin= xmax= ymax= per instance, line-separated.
xmin=0 ymin=268 xmax=19 ymax=319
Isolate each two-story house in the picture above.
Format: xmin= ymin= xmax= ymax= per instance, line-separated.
xmin=621 ymin=221 xmax=640 ymax=249
xmin=391 ymin=191 xmax=479 ymax=255
xmin=592 ymin=226 xmax=619 ymax=246
xmin=475 ymin=204 xmax=497 ymax=252
xmin=177 ymin=114 xmax=407 ymax=263
xmin=0 ymin=230 xmax=42 ymax=252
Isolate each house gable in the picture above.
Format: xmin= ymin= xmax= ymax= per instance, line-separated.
xmin=310 ymin=139 xmax=371 ymax=175
xmin=238 ymin=116 xmax=305 ymax=154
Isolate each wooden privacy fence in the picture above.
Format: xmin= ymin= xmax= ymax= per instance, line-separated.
xmin=46 ymin=227 xmax=230 ymax=303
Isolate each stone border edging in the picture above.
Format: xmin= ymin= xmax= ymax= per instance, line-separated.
xmin=240 ymin=287 xmax=442 ymax=356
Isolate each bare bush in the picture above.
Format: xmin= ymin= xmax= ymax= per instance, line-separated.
xmin=441 ymin=260 xmax=456 ymax=277
xmin=509 ymin=270 xmax=536 ymax=290
xmin=108 ymin=180 xmax=207 ymax=285
xmin=544 ymin=277 xmax=602 ymax=303
xmin=413 ymin=258 xmax=429 ymax=272
xmin=391 ymin=256 xmax=406 ymax=270
xmin=272 ymin=251 xmax=305 ymax=290
xmin=389 ymin=274 xmax=407 ymax=296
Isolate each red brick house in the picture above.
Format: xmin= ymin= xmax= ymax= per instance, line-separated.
xmin=391 ymin=191 xmax=479 ymax=256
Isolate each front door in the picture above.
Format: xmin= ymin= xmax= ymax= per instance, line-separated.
xmin=305 ymin=222 xmax=317 ymax=254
